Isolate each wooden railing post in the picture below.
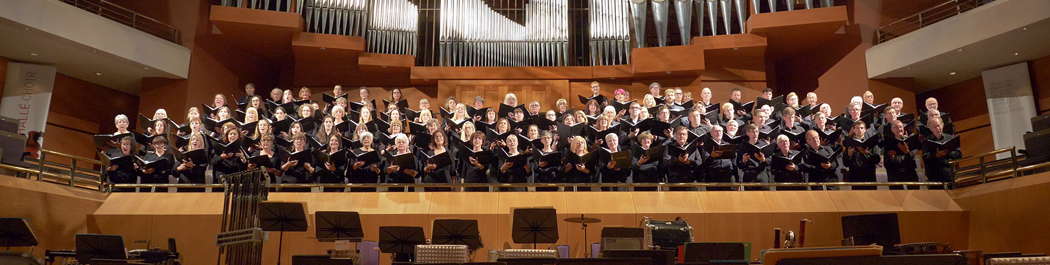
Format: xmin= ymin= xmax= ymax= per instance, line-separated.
xmin=70 ymin=160 xmax=77 ymax=187
xmin=978 ymin=156 xmax=986 ymax=183
xmin=37 ymin=152 xmax=46 ymax=181
xmin=1010 ymin=148 xmax=1019 ymax=178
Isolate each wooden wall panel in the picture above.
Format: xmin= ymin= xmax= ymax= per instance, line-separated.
xmin=438 ymin=80 xmax=570 ymax=112
xmin=1030 ymin=54 xmax=1050 ymax=112
xmin=88 ymin=190 xmax=970 ymax=264
xmin=0 ymin=177 xmax=107 ymax=260
xmin=0 ymin=57 xmax=7 ymax=90
xmin=868 ymin=78 xmax=918 ymax=115
xmin=953 ymin=172 xmax=1050 ymax=255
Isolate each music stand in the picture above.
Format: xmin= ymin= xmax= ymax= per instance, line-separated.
xmin=432 ymin=219 xmax=483 ymax=251
xmin=75 ymin=234 xmax=127 ymax=265
xmin=841 ymin=213 xmax=900 ymax=252
xmin=315 ymin=211 xmax=363 ymax=242
xmin=291 ymin=255 xmax=354 ymax=265
xmin=511 ymin=208 xmax=559 ymax=249
xmin=315 ymin=211 xmax=363 ymax=260
xmin=259 ymin=202 xmax=309 ymax=265
xmin=0 ymin=218 xmax=38 ymax=249
xmin=378 ymin=226 xmax=425 ymax=262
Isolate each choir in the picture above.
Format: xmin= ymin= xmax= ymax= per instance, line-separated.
xmin=95 ymin=81 xmax=962 ymax=191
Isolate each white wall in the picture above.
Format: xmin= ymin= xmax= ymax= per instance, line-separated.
xmin=0 ymin=0 xmax=190 ymax=78
xmin=865 ymin=0 xmax=1050 ymax=79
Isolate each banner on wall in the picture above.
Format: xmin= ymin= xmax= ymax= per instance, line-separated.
xmin=982 ymin=62 xmax=1037 ymax=159
xmin=1 ymin=62 xmax=56 ymax=159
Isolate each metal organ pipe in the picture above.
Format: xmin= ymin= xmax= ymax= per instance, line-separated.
xmin=439 ymin=0 xmax=567 ymax=66
xmin=673 ymin=0 xmax=692 ymax=45
xmin=367 ymin=0 xmax=418 ymax=55
xmin=303 ymin=0 xmax=368 ymax=37
xmin=590 ymin=0 xmax=630 ymax=65
xmin=651 ymin=0 xmax=670 ymax=47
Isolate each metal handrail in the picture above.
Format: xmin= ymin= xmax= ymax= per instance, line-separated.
xmin=110 ymin=181 xmax=950 ymax=192
xmin=58 ymin=0 xmax=180 ymax=44
xmin=0 ymin=163 xmax=103 ymax=191
xmin=32 ymin=149 xmax=105 ymax=190
xmin=106 ymin=180 xmax=953 ymax=193
xmin=951 ymin=147 xmax=1014 ymax=165
xmin=876 ymin=0 xmax=993 ymax=44
xmin=948 ymin=147 xmax=1023 ymax=185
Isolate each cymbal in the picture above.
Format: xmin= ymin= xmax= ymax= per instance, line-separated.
xmin=564 ymin=217 xmax=602 ymax=224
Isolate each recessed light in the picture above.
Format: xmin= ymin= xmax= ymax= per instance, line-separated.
xmin=95 ymin=72 xmax=103 ymax=76
xmin=948 ymin=72 xmax=957 ymax=76
xmin=1022 ymin=27 xmax=1028 ymax=31
xmin=29 ymin=52 xmax=38 ymax=56
xmin=1014 ymin=52 xmax=1020 ymax=56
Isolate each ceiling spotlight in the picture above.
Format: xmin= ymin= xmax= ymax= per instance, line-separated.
xmin=1014 ymin=52 xmax=1020 ymax=56
xmin=948 ymin=72 xmax=957 ymax=76
xmin=95 ymin=72 xmax=103 ymax=76
xmin=29 ymin=52 xmax=38 ymax=56
xmin=1022 ymin=27 xmax=1028 ymax=31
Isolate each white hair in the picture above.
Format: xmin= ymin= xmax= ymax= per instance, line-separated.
xmin=850 ymin=96 xmax=863 ymax=105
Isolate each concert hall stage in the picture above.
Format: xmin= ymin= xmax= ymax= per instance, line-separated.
xmin=87 ymin=190 xmax=969 ymax=265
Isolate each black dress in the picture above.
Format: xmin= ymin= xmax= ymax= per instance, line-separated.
xmin=139 ymin=151 xmax=175 ymax=192
xmin=347 ymin=148 xmax=382 ymax=192
xmin=278 ymin=149 xmax=315 ymax=192
xmin=175 ymin=151 xmax=208 ymax=192
xmin=631 ymin=144 xmax=665 ymax=191
xmin=597 ymin=148 xmax=630 ymax=184
xmin=103 ymin=149 xmax=137 ymax=192
xmin=420 ymin=150 xmax=452 ymax=192
xmin=211 ymin=147 xmax=247 ymax=181
xmin=460 ymin=147 xmax=493 ymax=192
xmin=315 ymin=150 xmax=349 ymax=192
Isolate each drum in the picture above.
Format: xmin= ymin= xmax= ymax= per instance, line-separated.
xmin=642 ymin=217 xmax=694 ymax=250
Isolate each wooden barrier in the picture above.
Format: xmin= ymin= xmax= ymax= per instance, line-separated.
xmin=90 ymin=190 xmax=967 ymax=265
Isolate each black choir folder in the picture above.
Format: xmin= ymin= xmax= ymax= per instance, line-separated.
xmin=601 ymin=148 xmax=632 ymax=170
xmin=926 ymin=134 xmax=960 ymax=151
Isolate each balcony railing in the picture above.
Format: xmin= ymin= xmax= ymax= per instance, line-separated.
xmin=4 ymin=145 xmax=1048 ymax=193
xmin=59 ymin=0 xmax=181 ymax=44
xmin=109 ymin=181 xmax=951 ymax=193
xmin=876 ymin=0 xmax=994 ymax=44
